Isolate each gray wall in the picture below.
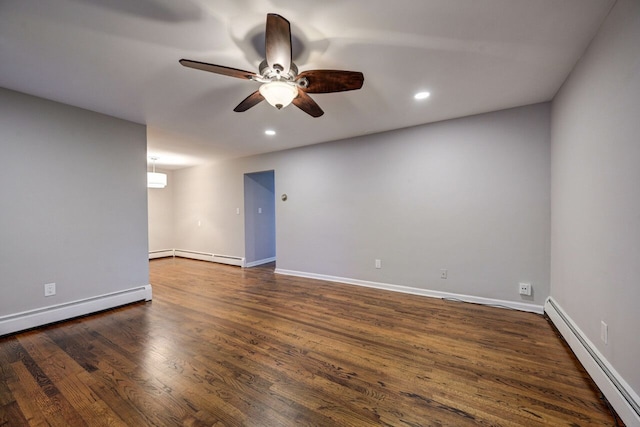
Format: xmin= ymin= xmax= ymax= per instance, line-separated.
xmin=276 ymin=104 xmax=550 ymax=304
xmin=0 ymin=88 xmax=149 ymax=316
xmin=550 ymin=0 xmax=640 ymax=396
xmin=244 ymin=171 xmax=276 ymax=264
xmin=173 ymin=160 xmax=249 ymax=255
xmin=171 ymin=103 xmax=551 ymax=306
xmin=148 ymin=169 xmax=174 ymax=252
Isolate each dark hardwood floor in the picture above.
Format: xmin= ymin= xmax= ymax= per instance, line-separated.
xmin=0 ymin=258 xmax=622 ymax=426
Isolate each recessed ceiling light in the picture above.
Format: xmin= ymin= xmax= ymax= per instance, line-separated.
xmin=265 ymin=129 xmax=276 ymax=136
xmin=414 ymin=91 xmax=431 ymax=100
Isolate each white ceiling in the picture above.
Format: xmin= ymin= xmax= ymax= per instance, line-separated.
xmin=0 ymin=0 xmax=615 ymax=169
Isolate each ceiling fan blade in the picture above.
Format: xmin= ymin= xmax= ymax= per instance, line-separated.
xmin=233 ymin=91 xmax=265 ymax=112
xmin=179 ymin=59 xmax=258 ymax=80
xmin=292 ymin=88 xmax=324 ymax=117
xmin=265 ymin=14 xmax=292 ymax=74
xmin=297 ymin=70 xmax=364 ymax=93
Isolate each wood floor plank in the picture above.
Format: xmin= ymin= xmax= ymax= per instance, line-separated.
xmin=20 ymin=331 xmax=129 ymax=426
xmin=0 ymin=401 xmax=30 ymax=427
xmin=8 ymin=360 xmax=86 ymax=427
xmin=0 ymin=258 xmax=623 ymax=426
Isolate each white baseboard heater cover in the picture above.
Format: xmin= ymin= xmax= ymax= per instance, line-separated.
xmin=172 ymin=249 xmax=245 ymax=267
xmin=0 ymin=285 xmax=152 ymax=337
xmin=545 ymin=297 xmax=640 ymax=426
xmin=149 ymin=249 xmax=175 ymax=259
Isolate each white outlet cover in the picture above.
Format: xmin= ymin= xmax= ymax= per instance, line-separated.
xmin=44 ymin=282 xmax=56 ymax=296
xmin=519 ymin=283 xmax=532 ymax=296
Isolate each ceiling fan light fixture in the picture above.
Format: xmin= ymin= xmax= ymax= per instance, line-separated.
xmin=259 ymin=81 xmax=298 ymax=110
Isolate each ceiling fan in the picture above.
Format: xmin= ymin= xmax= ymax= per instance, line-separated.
xmin=179 ymin=13 xmax=364 ymax=118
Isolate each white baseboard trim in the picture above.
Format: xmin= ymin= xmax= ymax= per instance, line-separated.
xmin=173 ymin=249 xmax=245 ymax=267
xmin=545 ymin=297 xmax=640 ymax=426
xmin=0 ymin=285 xmax=152 ymax=337
xmin=245 ymin=257 xmax=276 ymax=268
xmin=149 ymin=249 xmax=174 ymax=259
xmin=274 ymin=268 xmax=543 ymax=314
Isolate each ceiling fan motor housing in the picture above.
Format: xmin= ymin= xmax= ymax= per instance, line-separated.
xmin=259 ymin=60 xmax=298 ymax=81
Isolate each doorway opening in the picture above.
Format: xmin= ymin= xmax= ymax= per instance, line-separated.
xmin=244 ymin=170 xmax=276 ymax=267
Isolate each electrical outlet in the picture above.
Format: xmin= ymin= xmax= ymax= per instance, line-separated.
xmin=44 ymin=282 xmax=56 ymax=297
xmin=440 ymin=269 xmax=448 ymax=279
xmin=375 ymin=259 xmax=381 ymax=269
xmin=601 ymin=321 xmax=608 ymax=344
xmin=519 ymin=283 xmax=531 ymax=296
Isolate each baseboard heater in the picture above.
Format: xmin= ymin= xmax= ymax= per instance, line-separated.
xmin=172 ymin=249 xmax=245 ymax=267
xmin=0 ymin=285 xmax=152 ymax=337
xmin=149 ymin=249 xmax=175 ymax=259
xmin=545 ymin=297 xmax=640 ymax=426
